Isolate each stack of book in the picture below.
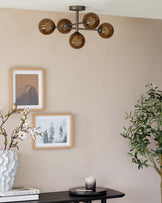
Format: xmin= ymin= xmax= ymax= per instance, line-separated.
xmin=0 ymin=187 xmax=40 ymax=202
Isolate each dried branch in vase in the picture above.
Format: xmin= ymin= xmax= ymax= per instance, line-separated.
xmin=0 ymin=105 xmax=42 ymax=151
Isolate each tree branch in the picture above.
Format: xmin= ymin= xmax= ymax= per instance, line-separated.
xmin=146 ymin=148 xmax=161 ymax=176
xmin=152 ymin=159 xmax=161 ymax=176
xmin=0 ymin=109 xmax=17 ymax=128
xmin=8 ymin=113 xmax=27 ymax=150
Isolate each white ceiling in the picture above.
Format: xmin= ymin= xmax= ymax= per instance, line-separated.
xmin=0 ymin=0 xmax=162 ymax=20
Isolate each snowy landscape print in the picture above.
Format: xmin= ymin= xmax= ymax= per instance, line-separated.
xmin=33 ymin=114 xmax=72 ymax=149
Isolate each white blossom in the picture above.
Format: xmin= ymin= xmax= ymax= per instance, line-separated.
xmin=23 ymin=120 xmax=30 ymax=129
xmin=17 ymin=131 xmax=27 ymax=140
xmin=20 ymin=111 xmax=26 ymax=120
xmin=28 ymin=129 xmax=36 ymax=139
xmin=33 ymin=128 xmax=39 ymax=133
xmin=23 ymin=108 xmax=29 ymax=115
xmin=20 ymin=111 xmax=24 ymax=116
xmin=21 ymin=115 xmax=26 ymax=120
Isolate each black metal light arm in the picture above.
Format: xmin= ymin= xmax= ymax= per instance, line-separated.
xmin=71 ymin=22 xmax=83 ymax=26
xmin=56 ymin=26 xmax=98 ymax=31
xmin=76 ymin=10 xmax=79 ymax=32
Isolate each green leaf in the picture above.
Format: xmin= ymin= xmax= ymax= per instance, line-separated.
xmin=156 ymin=147 xmax=162 ymax=154
xmin=4 ymin=140 xmax=8 ymax=145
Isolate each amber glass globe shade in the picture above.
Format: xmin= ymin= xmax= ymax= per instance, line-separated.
xmin=69 ymin=32 xmax=85 ymax=49
xmin=98 ymin=23 xmax=114 ymax=38
xmin=83 ymin=13 xmax=100 ymax=29
xmin=57 ymin=19 xmax=72 ymax=34
xmin=39 ymin=18 xmax=55 ymax=35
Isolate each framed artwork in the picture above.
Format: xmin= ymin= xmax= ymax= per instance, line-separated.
xmin=10 ymin=68 xmax=44 ymax=111
xmin=32 ymin=113 xmax=73 ymax=149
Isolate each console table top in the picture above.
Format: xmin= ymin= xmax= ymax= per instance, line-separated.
xmin=17 ymin=188 xmax=125 ymax=203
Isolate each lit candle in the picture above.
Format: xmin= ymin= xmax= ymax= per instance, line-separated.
xmin=85 ymin=176 xmax=96 ymax=191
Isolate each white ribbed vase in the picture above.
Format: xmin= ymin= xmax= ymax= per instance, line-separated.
xmin=0 ymin=150 xmax=18 ymax=191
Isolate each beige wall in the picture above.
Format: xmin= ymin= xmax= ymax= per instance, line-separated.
xmin=0 ymin=8 xmax=162 ymax=203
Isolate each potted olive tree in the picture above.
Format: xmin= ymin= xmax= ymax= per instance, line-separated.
xmin=121 ymin=83 xmax=162 ymax=202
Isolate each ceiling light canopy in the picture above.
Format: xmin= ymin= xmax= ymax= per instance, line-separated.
xmin=38 ymin=5 xmax=114 ymax=49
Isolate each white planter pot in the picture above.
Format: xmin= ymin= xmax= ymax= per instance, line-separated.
xmin=0 ymin=150 xmax=18 ymax=191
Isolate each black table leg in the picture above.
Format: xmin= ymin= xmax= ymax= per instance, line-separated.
xmin=82 ymin=201 xmax=92 ymax=203
xmin=101 ymin=198 xmax=106 ymax=203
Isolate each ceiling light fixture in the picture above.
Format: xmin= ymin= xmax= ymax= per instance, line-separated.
xmin=38 ymin=5 xmax=114 ymax=49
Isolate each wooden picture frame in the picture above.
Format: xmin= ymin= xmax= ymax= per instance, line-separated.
xmin=32 ymin=113 xmax=73 ymax=149
xmin=10 ymin=68 xmax=44 ymax=111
